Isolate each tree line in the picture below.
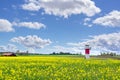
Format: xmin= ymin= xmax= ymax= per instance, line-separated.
xmin=100 ymin=52 xmax=117 ymax=56
xmin=50 ymin=52 xmax=82 ymax=55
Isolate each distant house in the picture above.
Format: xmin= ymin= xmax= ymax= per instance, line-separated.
xmin=1 ymin=52 xmax=16 ymax=56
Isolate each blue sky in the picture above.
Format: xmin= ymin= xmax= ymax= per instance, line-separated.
xmin=0 ymin=0 xmax=120 ymax=55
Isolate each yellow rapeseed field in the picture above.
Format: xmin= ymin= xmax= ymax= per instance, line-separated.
xmin=0 ymin=56 xmax=120 ymax=80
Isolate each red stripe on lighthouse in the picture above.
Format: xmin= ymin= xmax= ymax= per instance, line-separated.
xmin=85 ymin=49 xmax=90 ymax=54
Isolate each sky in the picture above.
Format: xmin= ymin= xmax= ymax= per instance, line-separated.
xmin=0 ymin=0 xmax=120 ymax=55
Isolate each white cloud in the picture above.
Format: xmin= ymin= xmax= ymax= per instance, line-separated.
xmin=22 ymin=2 xmax=41 ymax=11
xmin=27 ymin=48 xmax=35 ymax=53
xmin=68 ymin=32 xmax=120 ymax=54
xmin=22 ymin=0 xmax=101 ymax=18
xmin=0 ymin=44 xmax=17 ymax=52
xmin=93 ymin=10 xmax=120 ymax=27
xmin=67 ymin=42 xmax=83 ymax=47
xmin=11 ymin=35 xmax=52 ymax=49
xmin=84 ymin=18 xmax=91 ymax=22
xmin=52 ymin=45 xmax=82 ymax=53
xmin=49 ymin=45 xmax=99 ymax=55
xmin=0 ymin=19 xmax=14 ymax=32
xmin=0 ymin=19 xmax=45 ymax=32
xmin=13 ymin=21 xmax=46 ymax=29
xmin=83 ymin=18 xmax=92 ymax=27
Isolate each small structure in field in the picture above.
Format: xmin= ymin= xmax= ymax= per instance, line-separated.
xmin=85 ymin=44 xmax=91 ymax=59
xmin=1 ymin=52 xmax=16 ymax=56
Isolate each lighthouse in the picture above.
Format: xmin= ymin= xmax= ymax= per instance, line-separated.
xmin=85 ymin=44 xmax=91 ymax=59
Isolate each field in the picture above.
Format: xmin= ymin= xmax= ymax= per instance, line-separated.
xmin=0 ymin=56 xmax=120 ymax=80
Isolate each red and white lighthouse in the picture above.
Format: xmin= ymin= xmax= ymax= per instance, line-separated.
xmin=85 ymin=45 xmax=91 ymax=59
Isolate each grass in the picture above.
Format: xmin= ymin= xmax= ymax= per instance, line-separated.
xmin=0 ymin=55 xmax=120 ymax=80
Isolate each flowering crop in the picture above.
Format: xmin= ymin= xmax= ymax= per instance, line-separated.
xmin=0 ymin=56 xmax=120 ymax=80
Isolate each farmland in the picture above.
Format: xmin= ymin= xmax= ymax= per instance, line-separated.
xmin=0 ymin=56 xmax=120 ymax=80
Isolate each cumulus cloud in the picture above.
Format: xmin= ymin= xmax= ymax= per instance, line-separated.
xmin=0 ymin=19 xmax=45 ymax=32
xmin=10 ymin=35 xmax=52 ymax=49
xmin=22 ymin=2 xmax=41 ymax=11
xmin=68 ymin=32 xmax=120 ymax=53
xmin=0 ymin=19 xmax=14 ymax=32
xmin=84 ymin=18 xmax=91 ymax=22
xmin=13 ymin=21 xmax=46 ymax=29
xmin=0 ymin=44 xmax=17 ymax=52
xmin=93 ymin=10 xmax=120 ymax=27
xmin=22 ymin=0 xmax=101 ymax=18
xmin=83 ymin=18 xmax=92 ymax=27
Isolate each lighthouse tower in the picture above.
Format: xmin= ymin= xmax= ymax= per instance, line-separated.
xmin=85 ymin=44 xmax=91 ymax=59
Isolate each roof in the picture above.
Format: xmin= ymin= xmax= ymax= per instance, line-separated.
xmin=1 ymin=52 xmax=16 ymax=56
